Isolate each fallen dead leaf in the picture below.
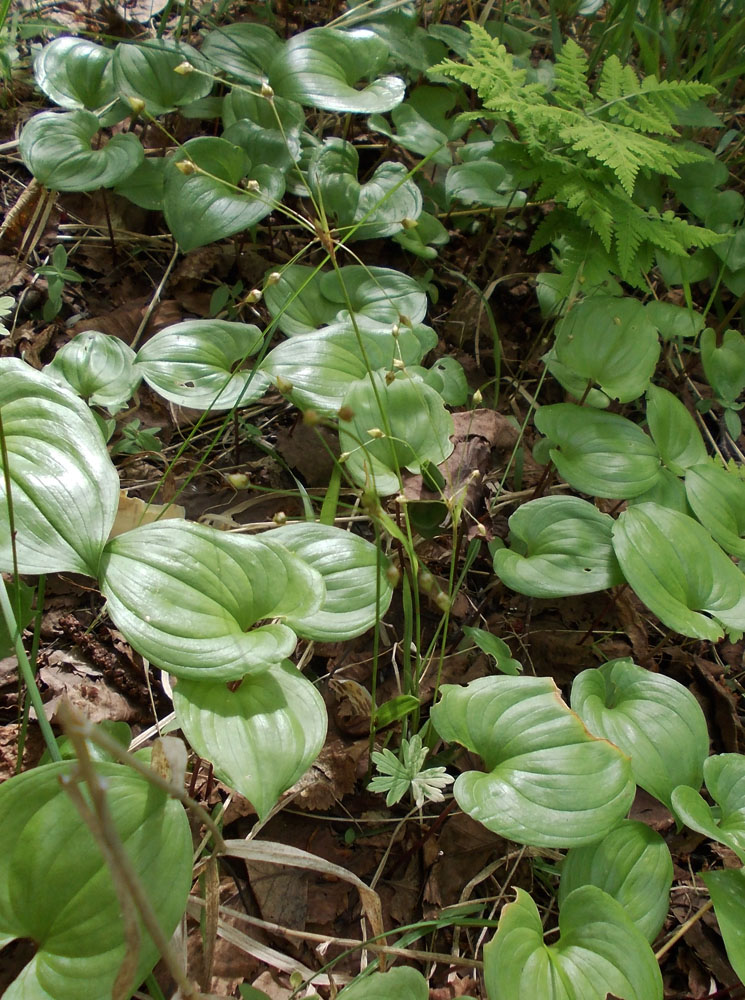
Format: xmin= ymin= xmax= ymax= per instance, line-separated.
xmin=109 ymin=489 xmax=185 ymax=539
xmin=37 ymin=650 xmax=139 ymax=724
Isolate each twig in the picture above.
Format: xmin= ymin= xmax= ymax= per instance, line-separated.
xmin=654 ymin=898 xmax=714 ymax=959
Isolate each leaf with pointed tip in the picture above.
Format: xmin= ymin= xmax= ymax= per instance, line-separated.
xmin=135 ymin=319 xmax=269 ymax=409
xmin=339 ymin=967 xmax=428 ymax=1000
xmin=20 ymin=110 xmax=143 ymax=192
xmin=645 ymin=301 xmax=704 ymax=340
xmin=646 ymin=384 xmax=708 ymax=475
xmin=268 ymin=522 xmax=393 ymax=640
xmin=0 ymin=359 xmax=119 ymax=576
xmin=99 ymin=521 xmax=323 ymax=680
xmin=571 ymin=658 xmax=709 ymax=810
xmin=492 ymin=496 xmax=624 ymax=598
xmin=553 ymin=297 xmax=660 ymax=403
xmin=559 ymin=820 xmax=673 ymax=943
xmin=485 ymin=886 xmax=662 ymax=1000
xmin=700 ymin=327 xmax=745 ymax=406
xmin=164 ymin=137 xmax=284 ymax=252
xmin=672 ymin=754 xmax=745 ymax=863
xmin=173 ymin=660 xmax=326 ymax=820
xmin=112 ymin=38 xmax=212 ymax=116
xmin=222 ymin=90 xmax=304 ymax=172
xmin=260 ymin=320 xmax=434 ymax=413
xmin=685 ymin=463 xmax=745 ymax=558
xmin=113 ymin=157 xmax=166 ymax=210
xmin=0 ymin=761 xmax=192 ymax=1000
xmin=445 ymin=161 xmax=526 ymax=209
xmin=308 ymin=138 xmax=421 ymax=240
xmin=264 ymin=264 xmax=428 ymax=337
xmin=339 ymin=371 xmax=454 ymax=496
xmin=701 ymin=869 xmax=745 ymax=983
xmin=535 ymin=404 xmax=661 ymax=498
xmin=44 ymin=330 xmax=139 ymax=410
xmin=201 ymin=23 xmax=282 ymax=83
xmin=34 ymin=37 xmax=116 ymax=110
xmin=269 ymin=28 xmax=405 ymax=113
xmin=612 ymin=503 xmax=745 ymax=641
xmin=430 ymin=676 xmax=634 ymax=847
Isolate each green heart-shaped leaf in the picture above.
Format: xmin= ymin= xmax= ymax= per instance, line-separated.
xmin=700 ymin=327 xmax=745 ymax=406
xmin=553 ymin=297 xmax=660 ymax=403
xmin=163 ymin=137 xmax=283 ymax=251
xmin=113 ymin=157 xmax=166 ymax=210
xmin=222 ymin=89 xmax=304 ymax=172
xmin=492 ymin=496 xmax=624 ymax=598
xmin=135 ymin=319 xmax=269 ymax=409
xmin=264 ymin=264 xmax=428 ymax=337
xmin=571 ymin=658 xmax=709 ymax=810
xmin=339 ymin=371 xmax=454 ymax=496
xmin=45 ymin=330 xmax=139 ymax=410
xmin=646 ymin=384 xmax=708 ymax=475
xmin=430 ymin=676 xmax=634 ymax=847
xmin=535 ymin=404 xmax=661 ymax=498
xmin=112 ymin=38 xmax=212 ymax=116
xmin=339 ymin=967 xmax=428 ymax=1000
xmin=559 ymin=820 xmax=673 ymax=943
xmin=201 ymin=23 xmax=282 ymax=84
xmin=268 ymin=522 xmax=394 ymax=640
xmin=672 ymin=754 xmax=745 ymax=863
xmin=20 ymin=110 xmax=143 ymax=192
xmin=269 ymin=28 xmax=405 ymax=113
xmin=261 ymin=320 xmax=434 ymax=413
xmin=369 ymin=86 xmax=467 ymax=165
xmin=685 ymin=462 xmax=745 ymax=558
xmin=701 ymin=868 xmax=745 ymax=983
xmin=173 ymin=660 xmax=326 ymax=820
xmin=0 ymin=359 xmax=119 ymax=575
xmin=308 ymin=138 xmax=421 ymax=240
xmin=0 ymin=761 xmax=192 ymax=1000
xmin=484 ymin=886 xmax=662 ymax=1000
xmin=99 ymin=521 xmax=323 ymax=680
xmin=645 ymin=301 xmax=704 ymax=340
xmin=34 ymin=37 xmax=116 ymax=111
xmin=612 ymin=503 xmax=745 ymax=641
xmin=445 ymin=161 xmax=526 ymax=209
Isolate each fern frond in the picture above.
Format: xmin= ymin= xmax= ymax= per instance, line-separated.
xmin=433 ymin=23 xmax=526 ymax=102
xmin=554 ymin=39 xmax=594 ymax=110
xmin=596 ymin=56 xmax=640 ymax=106
xmin=597 ymin=59 xmax=717 ymax=134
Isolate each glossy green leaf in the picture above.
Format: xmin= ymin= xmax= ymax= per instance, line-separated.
xmin=308 ymin=138 xmax=422 ymax=240
xmin=430 ymin=676 xmax=634 ymax=847
xmin=685 ymin=462 xmax=745 ymax=558
xmin=627 ymin=466 xmax=692 ymax=514
xmin=492 ymin=496 xmax=624 ymax=598
xmin=646 ymin=384 xmax=708 ymax=475
xmin=201 ymin=23 xmax=282 ymax=84
xmin=164 ymin=137 xmax=284 ymax=252
xmin=113 ymin=157 xmax=166 ymax=210
xmin=461 ymin=626 xmax=522 ymax=674
xmin=560 ymin=820 xmax=673 ymax=943
xmin=261 ymin=320 xmax=434 ymax=413
xmin=339 ymin=967 xmax=428 ymax=1000
xmin=445 ymin=161 xmax=525 ymax=209
xmin=672 ymin=754 xmax=745 ymax=863
xmin=645 ymin=301 xmax=705 ymax=340
xmin=268 ymin=522 xmax=393 ymax=640
xmin=263 ymin=264 xmax=428 ymax=337
xmin=112 ymin=38 xmax=212 ymax=116
xmin=0 ymin=359 xmax=119 ymax=576
xmin=19 ymin=110 xmax=143 ymax=192
xmin=553 ymin=297 xmax=660 ymax=403
xmin=44 ymin=330 xmax=139 ymax=410
xmin=700 ymin=327 xmax=745 ymax=406
xmin=612 ymin=503 xmax=745 ymax=641
xmin=222 ymin=90 xmax=304 ymax=172
xmin=135 ymin=319 xmax=269 ymax=409
xmin=427 ymin=356 xmax=468 ymax=405
xmin=392 ymin=210 xmax=450 ymax=258
xmin=485 ymin=886 xmax=662 ymax=1000
xmin=339 ymin=371 xmax=454 ymax=496
xmin=269 ymin=28 xmax=405 ymax=113
xmin=701 ymin=868 xmax=745 ymax=983
xmin=173 ymin=660 xmax=326 ymax=820
xmin=369 ymin=107 xmax=451 ymax=166
xmin=571 ymin=658 xmax=709 ymax=810
xmin=535 ymin=404 xmax=661 ymax=498
xmin=34 ymin=37 xmax=116 ymax=110
xmin=0 ymin=761 xmax=192 ymax=1000
xmin=99 ymin=521 xmax=323 ymax=680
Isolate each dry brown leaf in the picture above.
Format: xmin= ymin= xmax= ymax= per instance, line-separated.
xmin=290 ymin=738 xmax=367 ymax=811
xmin=246 ymin=861 xmax=309 ymax=931
xmin=109 ymin=490 xmax=185 ymax=539
xmin=37 ymin=650 xmax=138 ymax=724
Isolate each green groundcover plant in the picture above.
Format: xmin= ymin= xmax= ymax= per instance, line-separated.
xmin=4 ymin=4 xmax=745 ymax=998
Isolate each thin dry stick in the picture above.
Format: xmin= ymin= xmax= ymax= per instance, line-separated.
xmin=130 ymin=243 xmax=179 ymax=350
xmin=654 ymin=898 xmax=714 ymax=960
xmin=59 ymin=701 xmax=202 ymax=1000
